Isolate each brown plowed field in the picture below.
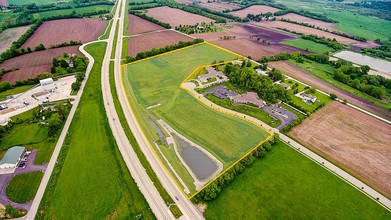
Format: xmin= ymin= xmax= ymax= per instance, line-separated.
xmin=22 ymin=18 xmax=107 ymax=49
xmin=277 ymin=13 xmax=337 ymax=30
xmin=127 ymin=14 xmax=165 ymax=35
xmin=290 ymin=101 xmax=391 ymax=199
xmin=268 ymin=61 xmax=391 ymax=120
xmin=0 ymin=25 xmax=32 ymax=53
xmin=253 ymin=21 xmax=358 ymax=44
xmin=0 ymin=0 xmax=7 ymax=6
xmin=146 ymin=6 xmax=214 ymax=27
xmin=127 ymin=30 xmax=193 ymax=57
xmin=0 ymin=46 xmax=81 ymax=84
xmin=199 ymin=2 xmax=241 ymax=12
xmin=229 ymin=5 xmax=280 ymax=18
xmin=193 ymin=24 xmax=307 ymax=60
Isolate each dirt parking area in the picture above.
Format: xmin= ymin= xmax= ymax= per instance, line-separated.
xmin=146 ymin=6 xmax=214 ymax=27
xmin=0 ymin=25 xmax=31 ymax=53
xmin=229 ymin=5 xmax=280 ymax=18
xmin=268 ymin=61 xmax=391 ymax=120
xmin=127 ymin=14 xmax=165 ymax=35
xmin=290 ymin=101 xmax=391 ymax=199
xmin=127 ymin=30 xmax=193 ymax=57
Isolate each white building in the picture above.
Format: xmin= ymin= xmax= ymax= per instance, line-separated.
xmin=40 ymin=78 xmax=54 ymax=86
xmin=0 ymin=146 xmax=26 ymax=169
xmin=300 ymin=93 xmax=317 ymax=103
xmin=40 ymin=78 xmax=56 ymax=92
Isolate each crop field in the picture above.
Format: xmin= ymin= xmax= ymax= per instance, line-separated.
xmin=229 ymin=5 xmax=281 ymax=18
xmin=122 ymin=43 xmax=269 ymax=167
xmin=37 ymin=43 xmax=155 ymax=219
xmin=127 ymin=14 xmax=165 ymax=35
xmin=277 ymin=13 xmax=338 ymax=30
xmin=32 ymin=5 xmax=112 ymax=19
xmin=0 ymin=46 xmax=81 ymax=84
xmin=290 ymin=102 xmax=391 ymax=199
xmin=193 ymin=24 xmax=307 ymax=60
xmin=282 ymin=38 xmax=334 ymax=53
xmin=22 ymin=18 xmax=107 ymax=49
xmin=198 ymin=2 xmax=241 ymax=12
xmin=6 ymin=172 xmax=44 ymax=204
xmin=204 ymin=141 xmax=391 ymax=219
xmin=0 ymin=25 xmax=31 ymax=53
xmin=267 ymin=61 xmax=391 ymax=120
xmin=146 ymin=6 xmax=214 ymax=27
xmin=127 ymin=30 xmax=193 ymax=57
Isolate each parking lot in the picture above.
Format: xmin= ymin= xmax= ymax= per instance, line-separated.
xmin=263 ymin=105 xmax=297 ymax=130
xmin=0 ymin=76 xmax=76 ymax=121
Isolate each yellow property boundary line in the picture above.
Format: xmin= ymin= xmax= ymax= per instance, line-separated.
xmin=120 ymin=41 xmax=273 ymax=200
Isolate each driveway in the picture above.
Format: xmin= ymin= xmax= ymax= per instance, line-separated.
xmin=263 ymin=105 xmax=297 ymax=130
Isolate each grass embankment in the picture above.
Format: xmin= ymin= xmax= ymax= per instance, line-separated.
xmin=122 ymin=43 xmax=269 ymax=195
xmin=36 ymin=43 xmax=155 ymax=219
xmin=290 ymin=59 xmax=391 ymax=109
xmin=283 ymin=38 xmax=334 ymax=53
xmin=6 ymin=172 xmax=44 ymax=204
xmin=204 ymin=141 xmax=391 ymax=219
xmin=0 ymin=85 xmax=34 ymax=101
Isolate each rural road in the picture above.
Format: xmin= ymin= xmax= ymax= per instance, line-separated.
xmin=182 ymin=82 xmax=391 ymax=211
xmin=113 ymin=4 xmax=204 ymax=220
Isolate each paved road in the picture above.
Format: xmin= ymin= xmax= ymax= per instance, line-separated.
xmin=100 ymin=0 xmax=178 ymax=219
xmin=113 ymin=4 xmax=204 ymax=220
xmin=183 ymin=82 xmax=391 ymax=211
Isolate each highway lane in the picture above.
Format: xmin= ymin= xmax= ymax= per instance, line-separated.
xmin=100 ymin=0 xmax=175 ymax=219
xmin=113 ymin=6 xmax=204 ymax=220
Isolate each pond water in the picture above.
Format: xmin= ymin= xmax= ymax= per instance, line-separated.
xmin=174 ymin=134 xmax=217 ymax=181
xmin=333 ymin=51 xmax=391 ymax=75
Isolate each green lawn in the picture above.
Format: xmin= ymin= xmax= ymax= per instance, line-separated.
xmin=36 ymin=43 xmax=155 ymax=219
xmin=283 ymin=38 xmax=334 ymax=53
xmin=8 ymin=0 xmax=69 ymax=5
xmin=289 ymin=90 xmax=332 ymax=113
xmin=290 ymin=59 xmax=391 ymax=109
xmin=122 ymin=43 xmax=269 ymax=166
xmin=33 ymin=5 xmax=112 ymax=19
xmin=204 ymin=141 xmax=391 ymax=219
xmin=6 ymin=172 xmax=44 ymax=204
xmin=0 ymin=85 xmax=34 ymax=101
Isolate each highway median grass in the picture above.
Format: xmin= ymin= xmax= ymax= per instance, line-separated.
xmin=36 ymin=42 xmax=155 ymax=219
xmin=204 ymin=141 xmax=391 ymax=219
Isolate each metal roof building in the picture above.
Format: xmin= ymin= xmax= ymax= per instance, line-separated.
xmin=0 ymin=146 xmax=26 ymax=169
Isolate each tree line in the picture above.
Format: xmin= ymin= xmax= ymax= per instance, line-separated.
xmin=129 ymin=11 xmax=171 ymax=29
xmin=125 ymin=39 xmax=204 ymax=63
xmin=193 ymin=136 xmax=277 ymax=202
xmin=280 ymin=18 xmax=367 ymax=42
xmin=274 ymin=9 xmax=338 ymax=23
xmin=175 ymin=22 xmax=222 ymax=35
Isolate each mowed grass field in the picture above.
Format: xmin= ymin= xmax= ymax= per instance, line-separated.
xmin=122 ymin=43 xmax=269 ymax=166
xmin=283 ymin=38 xmax=334 ymax=53
xmin=204 ymin=141 xmax=391 ymax=219
xmin=6 ymin=172 xmax=44 ymax=204
xmin=33 ymin=5 xmax=112 ymax=19
xmin=37 ymin=43 xmax=155 ymax=219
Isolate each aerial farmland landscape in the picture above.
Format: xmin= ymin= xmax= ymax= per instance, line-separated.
xmin=0 ymin=0 xmax=390 ymax=219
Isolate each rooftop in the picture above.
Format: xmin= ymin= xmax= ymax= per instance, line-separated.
xmin=0 ymin=146 xmax=25 ymax=166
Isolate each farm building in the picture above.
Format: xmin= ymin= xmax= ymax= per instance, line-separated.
xmin=198 ymin=67 xmax=226 ymax=83
xmin=299 ymin=93 xmax=317 ymax=103
xmin=231 ymin=92 xmax=266 ymax=108
xmin=40 ymin=78 xmax=56 ymax=92
xmin=0 ymin=146 xmax=26 ymax=169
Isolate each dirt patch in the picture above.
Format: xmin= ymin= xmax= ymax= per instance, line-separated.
xmin=127 ymin=14 xmax=165 ymax=35
xmin=199 ymin=2 xmax=241 ymax=12
xmin=196 ymin=203 xmax=207 ymax=213
xmin=0 ymin=46 xmax=81 ymax=84
xmin=146 ymin=6 xmax=214 ymax=27
xmin=290 ymin=101 xmax=391 ymax=199
xmin=174 ymin=0 xmax=193 ymax=5
xmin=127 ymin=30 xmax=193 ymax=57
xmin=0 ymin=25 xmax=32 ymax=54
xmin=253 ymin=21 xmax=358 ymax=44
xmin=193 ymin=24 xmax=307 ymax=60
xmin=22 ymin=18 xmax=107 ymax=49
xmin=229 ymin=5 xmax=280 ymax=18
xmin=268 ymin=61 xmax=391 ymax=120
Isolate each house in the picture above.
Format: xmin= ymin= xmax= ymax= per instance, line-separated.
xmin=0 ymin=146 xmax=26 ymax=169
xmin=198 ymin=67 xmax=225 ymax=83
xmin=280 ymin=83 xmax=291 ymax=90
xmin=231 ymin=92 xmax=266 ymax=108
xmin=300 ymin=93 xmax=317 ymax=103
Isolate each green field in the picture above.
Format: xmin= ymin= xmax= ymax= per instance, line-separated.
xmin=6 ymin=172 xmax=44 ymax=203
xmin=283 ymin=38 xmax=334 ymax=53
xmin=290 ymin=59 xmax=391 ymax=109
xmin=33 ymin=5 xmax=112 ymax=19
xmin=204 ymin=141 xmax=391 ymax=219
xmin=36 ymin=43 xmax=155 ymax=219
xmin=0 ymin=85 xmax=34 ymax=101
xmin=8 ymin=0 xmax=69 ymax=5
xmin=122 ymin=43 xmax=269 ymax=166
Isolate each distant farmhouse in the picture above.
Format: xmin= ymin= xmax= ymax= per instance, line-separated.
xmin=299 ymin=93 xmax=317 ymax=103
xmin=231 ymin=92 xmax=266 ymax=108
xmin=280 ymin=82 xmax=291 ymax=90
xmin=0 ymin=146 xmax=26 ymax=169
